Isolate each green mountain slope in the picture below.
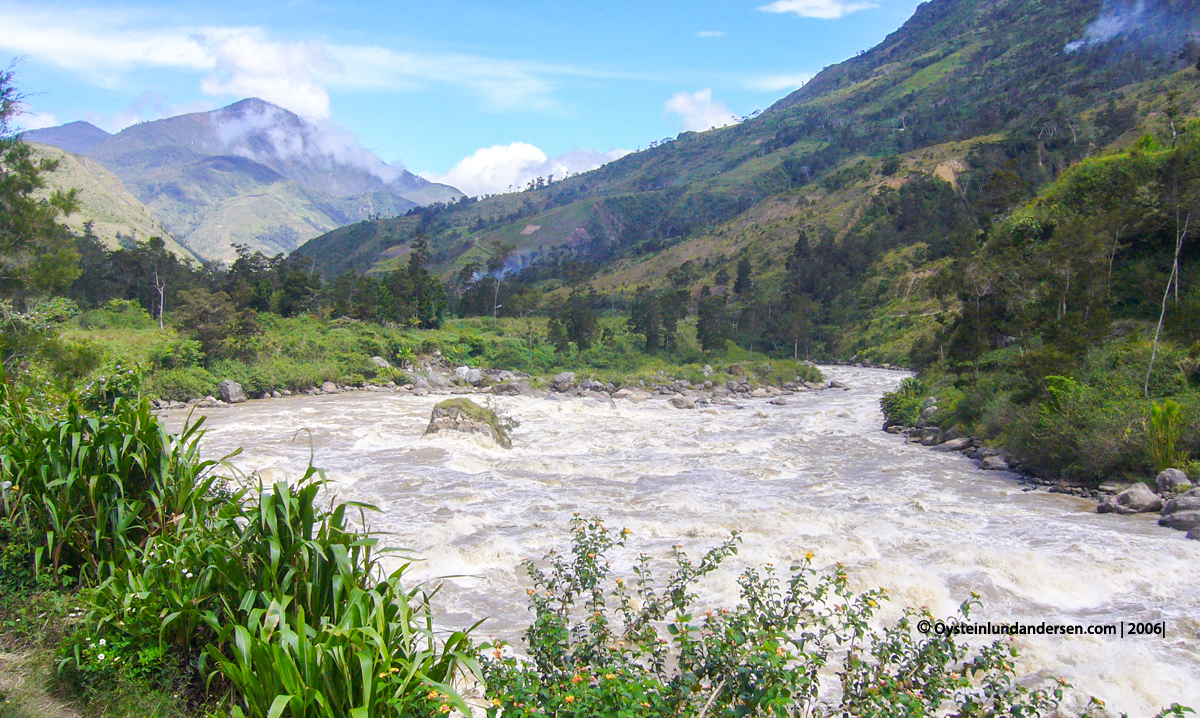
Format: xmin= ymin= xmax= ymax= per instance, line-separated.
xmin=33 ymin=99 xmax=461 ymax=263
xmin=298 ymin=0 xmax=1200 ymax=286
xmin=27 ymin=141 xmax=196 ymax=262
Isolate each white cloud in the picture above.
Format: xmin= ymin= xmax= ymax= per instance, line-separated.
xmin=211 ymin=100 xmax=406 ymax=183
xmin=199 ymin=34 xmax=338 ymax=119
xmin=15 ymin=111 xmax=60 ymax=131
xmin=757 ymin=0 xmax=878 ymax=19
xmin=747 ymin=72 xmax=813 ymax=91
xmin=0 ymin=8 xmax=574 ymax=115
xmin=663 ymin=89 xmax=739 ymax=132
xmin=425 ymin=143 xmax=627 ymax=197
xmin=697 ymin=30 xmax=726 ymax=38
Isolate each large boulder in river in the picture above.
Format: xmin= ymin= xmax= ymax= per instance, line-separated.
xmin=217 ymin=379 xmax=246 ymax=404
xmin=552 ymin=372 xmax=576 ymax=392
xmin=492 ymin=380 xmax=535 ymax=396
xmin=321 ymin=381 xmax=340 ymax=394
xmin=1158 ymin=488 xmax=1200 ymax=530
xmin=1156 ymin=468 xmax=1191 ymax=493
xmin=1111 ymin=482 xmax=1163 ymax=514
xmin=669 ymin=396 xmax=696 ymax=410
xmin=424 ymin=398 xmax=512 ymax=448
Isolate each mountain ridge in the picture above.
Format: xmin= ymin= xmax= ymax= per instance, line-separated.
xmin=29 ymin=99 xmax=463 ymax=262
xmin=296 ymin=0 xmax=1200 ymax=285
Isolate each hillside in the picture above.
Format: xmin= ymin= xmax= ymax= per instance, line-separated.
xmin=27 ymin=141 xmax=196 ymax=262
xmin=298 ymin=0 xmax=1200 ymax=290
xmin=32 ymin=99 xmax=463 ymax=263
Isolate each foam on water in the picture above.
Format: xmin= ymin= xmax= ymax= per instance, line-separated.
xmin=166 ymin=367 xmax=1200 ymax=716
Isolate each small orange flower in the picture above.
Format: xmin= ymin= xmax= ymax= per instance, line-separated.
xmin=564 ymin=695 xmax=576 ymax=704
xmin=805 ymin=551 xmax=813 ymax=560
xmin=605 ymin=673 xmax=616 ymax=680
xmin=439 ymin=704 xmax=451 ymax=713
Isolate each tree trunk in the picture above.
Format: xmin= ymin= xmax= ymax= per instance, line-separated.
xmin=1146 ymin=211 xmax=1190 ymax=396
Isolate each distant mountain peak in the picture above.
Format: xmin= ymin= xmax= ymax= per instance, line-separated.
xmin=22 ymin=120 xmax=111 ymax=154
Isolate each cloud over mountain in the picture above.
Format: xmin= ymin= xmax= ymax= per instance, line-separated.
xmin=425 ymin=143 xmax=628 ymax=197
xmin=664 ymin=89 xmax=739 ymax=132
xmin=757 ymin=0 xmax=878 ymax=19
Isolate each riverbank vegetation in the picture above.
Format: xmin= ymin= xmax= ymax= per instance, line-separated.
xmin=879 ymin=122 xmax=1200 ymax=487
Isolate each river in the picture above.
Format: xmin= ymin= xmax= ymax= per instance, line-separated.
xmin=164 ymin=366 xmax=1200 ymax=716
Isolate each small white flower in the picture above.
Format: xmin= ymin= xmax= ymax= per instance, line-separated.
xmin=99 ymin=639 xmax=106 ymax=646
xmin=97 ymin=654 xmax=106 ymax=661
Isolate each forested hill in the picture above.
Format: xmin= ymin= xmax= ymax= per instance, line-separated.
xmin=297 ymin=0 xmax=1200 ymax=284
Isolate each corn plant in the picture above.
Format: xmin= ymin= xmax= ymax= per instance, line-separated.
xmin=204 ymin=576 xmax=480 ymax=718
xmin=0 ymin=380 xmax=219 ymax=584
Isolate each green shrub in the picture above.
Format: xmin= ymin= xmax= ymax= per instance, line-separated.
xmin=880 ymin=377 xmax=926 ymax=427
xmin=77 ymin=299 xmax=155 ymax=330
xmin=482 ymin=516 xmax=1076 ymax=718
xmin=1148 ymin=400 xmax=1190 ymax=473
xmin=78 ymin=360 xmax=143 ymax=411
xmin=147 ymin=336 xmax=204 ymax=369
xmin=144 ymin=366 xmax=217 ymax=400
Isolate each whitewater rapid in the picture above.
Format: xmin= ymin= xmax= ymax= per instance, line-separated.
xmin=165 ymin=366 xmax=1200 ymax=715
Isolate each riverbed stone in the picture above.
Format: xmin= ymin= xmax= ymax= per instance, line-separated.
xmin=1160 ymin=510 xmax=1200 ymax=531
xmin=933 ymin=437 xmax=972 ymax=452
xmin=769 ymin=397 xmax=787 ymax=406
xmin=321 ymin=381 xmax=339 ymax=394
xmin=218 ymin=379 xmax=247 ymax=404
xmin=552 ymin=372 xmax=576 ymax=392
xmin=424 ymin=399 xmax=511 ymax=448
xmin=1156 ymin=468 xmax=1191 ymax=493
xmin=493 ymin=381 xmax=535 ymax=396
xmin=1111 ymin=482 xmax=1163 ymax=514
xmin=426 ymin=372 xmax=451 ymax=388
xmin=1158 ymin=488 xmax=1200 ymax=530
xmin=1187 ymin=527 xmax=1200 ymax=541
xmin=750 ymin=388 xmax=771 ymax=398
xmin=669 ymin=396 xmax=696 ymax=410
xmin=453 ymin=366 xmax=485 ymax=385
xmin=979 ymin=455 xmax=1010 ymax=471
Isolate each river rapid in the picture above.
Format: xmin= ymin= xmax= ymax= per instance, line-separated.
xmin=165 ymin=366 xmax=1200 ymax=715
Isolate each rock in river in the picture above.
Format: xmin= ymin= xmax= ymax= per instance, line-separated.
xmin=1159 ymin=488 xmax=1200 ymax=530
xmin=1156 ymin=468 xmax=1191 ymax=494
xmin=218 ymin=379 xmax=246 ymax=404
xmin=424 ymin=398 xmax=512 ymax=448
xmin=1108 ymin=482 xmax=1163 ymax=515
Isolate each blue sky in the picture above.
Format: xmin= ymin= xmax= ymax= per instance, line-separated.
xmin=1 ymin=0 xmax=926 ymax=195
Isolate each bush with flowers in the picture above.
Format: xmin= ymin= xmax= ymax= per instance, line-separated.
xmin=481 ymin=516 xmax=1193 ymax=718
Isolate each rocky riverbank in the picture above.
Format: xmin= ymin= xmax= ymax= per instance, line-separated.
xmin=150 ymin=358 xmax=845 ymax=411
xmin=886 ymin=396 xmax=1200 ymax=541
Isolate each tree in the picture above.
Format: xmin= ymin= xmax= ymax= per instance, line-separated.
xmin=696 ymin=289 xmax=731 ymax=353
xmin=174 ymin=288 xmax=237 ymax=358
xmin=733 ymin=257 xmax=753 ymax=297
xmin=0 ymin=63 xmax=80 ymax=302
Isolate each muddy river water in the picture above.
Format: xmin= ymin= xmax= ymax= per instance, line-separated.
xmin=165 ymin=366 xmax=1200 ymax=715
